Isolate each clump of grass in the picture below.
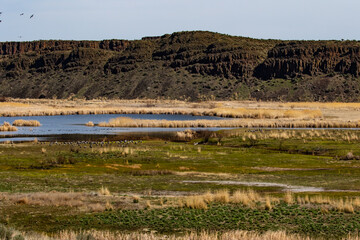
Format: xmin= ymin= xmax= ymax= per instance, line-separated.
xmin=176 ymin=129 xmax=197 ymax=141
xmin=284 ymin=192 xmax=293 ymax=204
xmin=232 ymin=190 xmax=251 ymax=206
xmin=96 ymin=117 xmax=360 ymax=129
xmin=184 ymin=196 xmax=208 ymax=209
xmin=12 ymin=119 xmax=41 ymax=127
xmin=133 ymin=195 xmax=140 ymax=203
xmin=87 ymin=203 xmax=105 ymax=212
xmin=340 ymin=152 xmax=360 ymax=160
xmin=105 ymin=201 xmax=114 ymax=211
xmin=145 ymin=200 xmax=152 ymax=209
xmin=333 ymin=199 xmax=355 ymax=213
xmin=231 ymin=189 xmax=261 ymax=206
xmin=6 ymin=192 xmax=85 ymax=207
xmin=16 ymin=196 xmax=29 ymax=205
xmin=85 ymin=121 xmax=94 ymax=127
xmin=0 ymin=122 xmax=17 ymax=131
xmin=38 ymin=229 xmax=316 ymax=240
xmin=98 ymin=186 xmax=111 ymax=196
xmin=213 ymin=189 xmax=230 ymax=203
xmin=202 ymin=191 xmax=214 ymax=203
xmin=265 ymin=196 xmax=272 ymax=210
xmin=0 ymin=224 xmax=14 ymax=240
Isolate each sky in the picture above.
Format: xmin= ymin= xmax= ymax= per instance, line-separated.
xmin=0 ymin=0 xmax=359 ymax=42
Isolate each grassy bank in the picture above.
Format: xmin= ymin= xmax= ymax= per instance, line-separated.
xmin=97 ymin=116 xmax=360 ymax=128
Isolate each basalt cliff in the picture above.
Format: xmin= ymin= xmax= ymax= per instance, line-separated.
xmin=1 ymin=31 xmax=360 ymax=101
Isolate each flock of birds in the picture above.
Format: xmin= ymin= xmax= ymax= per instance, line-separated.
xmin=0 ymin=11 xmax=34 ymax=23
xmin=0 ymin=11 xmax=34 ymax=38
xmin=37 ymin=140 xmax=143 ymax=149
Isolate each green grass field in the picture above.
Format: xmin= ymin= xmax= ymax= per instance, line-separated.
xmin=2 ymin=129 xmax=360 ymax=239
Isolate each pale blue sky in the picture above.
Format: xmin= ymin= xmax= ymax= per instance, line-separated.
xmin=0 ymin=0 xmax=359 ymax=42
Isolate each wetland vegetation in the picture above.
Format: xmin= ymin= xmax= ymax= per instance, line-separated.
xmin=1 ymin=127 xmax=360 ymax=239
xmin=2 ymin=99 xmax=360 ymax=239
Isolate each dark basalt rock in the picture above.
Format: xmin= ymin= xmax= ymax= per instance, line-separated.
xmin=0 ymin=31 xmax=360 ymax=101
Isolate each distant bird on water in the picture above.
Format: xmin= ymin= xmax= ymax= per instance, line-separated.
xmin=30 ymin=14 xmax=34 ymax=18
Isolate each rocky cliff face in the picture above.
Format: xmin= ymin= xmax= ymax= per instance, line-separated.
xmin=0 ymin=40 xmax=130 ymax=55
xmin=1 ymin=31 xmax=360 ymax=101
xmin=254 ymin=42 xmax=360 ymax=79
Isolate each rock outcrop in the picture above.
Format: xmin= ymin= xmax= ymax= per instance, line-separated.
xmin=1 ymin=31 xmax=360 ymax=101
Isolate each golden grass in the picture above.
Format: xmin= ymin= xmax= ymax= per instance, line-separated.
xmin=184 ymin=196 xmax=208 ymax=209
xmin=0 ymin=122 xmax=17 ymax=131
xmin=284 ymin=192 xmax=294 ymax=204
xmin=85 ymin=121 xmax=95 ymax=127
xmin=213 ymin=189 xmax=230 ymax=203
xmin=96 ymin=117 xmax=360 ymax=128
xmin=146 ymin=200 xmax=152 ymax=209
xmin=105 ymin=201 xmax=114 ymax=211
xmin=19 ymin=229 xmax=316 ymax=240
xmin=0 ymin=102 xmax=30 ymax=107
xmin=283 ymin=102 xmax=360 ymax=109
xmin=231 ymin=189 xmax=261 ymax=207
xmin=176 ymin=129 xmax=196 ymax=141
xmin=98 ymin=186 xmax=111 ymax=196
xmin=12 ymin=119 xmax=41 ymax=127
xmin=265 ymin=196 xmax=272 ymax=210
xmin=0 ymin=99 xmax=323 ymax=120
xmin=226 ymin=129 xmax=360 ymax=143
xmin=180 ymin=189 xmax=360 ymax=214
xmin=3 ymin=192 xmax=86 ymax=207
xmin=211 ymin=108 xmax=322 ymax=119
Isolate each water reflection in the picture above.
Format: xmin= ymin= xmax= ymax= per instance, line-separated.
xmin=0 ymin=114 xmax=228 ymax=141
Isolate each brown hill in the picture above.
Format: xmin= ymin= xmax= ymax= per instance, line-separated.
xmin=1 ymin=31 xmax=360 ymax=101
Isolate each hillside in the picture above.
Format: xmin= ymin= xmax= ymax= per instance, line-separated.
xmin=1 ymin=31 xmax=360 ymax=101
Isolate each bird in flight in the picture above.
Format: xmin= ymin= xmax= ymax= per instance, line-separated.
xmin=30 ymin=14 xmax=34 ymax=18
xmin=20 ymin=13 xmax=24 ymax=16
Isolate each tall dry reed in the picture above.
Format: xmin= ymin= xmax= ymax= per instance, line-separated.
xmin=0 ymin=122 xmax=17 ymax=131
xmin=12 ymin=119 xmax=41 ymax=127
xmin=96 ymin=117 xmax=360 ymax=129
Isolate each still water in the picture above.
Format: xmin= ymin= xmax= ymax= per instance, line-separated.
xmin=0 ymin=114 xmax=227 ymax=140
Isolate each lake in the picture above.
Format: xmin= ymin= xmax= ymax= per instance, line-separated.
xmin=0 ymin=114 xmax=228 ymax=141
